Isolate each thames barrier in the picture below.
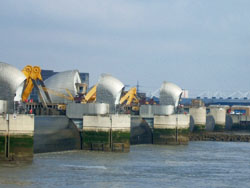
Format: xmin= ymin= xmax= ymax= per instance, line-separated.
xmin=1 ymin=62 xmax=250 ymax=161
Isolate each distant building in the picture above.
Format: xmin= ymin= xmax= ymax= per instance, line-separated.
xmin=41 ymin=70 xmax=58 ymax=80
xmin=182 ymin=89 xmax=189 ymax=98
xmin=180 ymin=97 xmax=250 ymax=107
xmin=29 ymin=69 xmax=89 ymax=102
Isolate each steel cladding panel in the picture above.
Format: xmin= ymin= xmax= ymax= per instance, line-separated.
xmin=0 ymin=62 xmax=26 ymax=113
xmin=140 ymin=105 xmax=175 ymax=117
xmin=159 ymin=81 xmax=182 ymax=108
xmin=96 ymin=74 xmax=124 ymax=106
xmin=140 ymin=105 xmax=154 ymax=117
xmin=154 ymin=105 xmax=175 ymax=115
xmin=44 ymin=70 xmax=81 ymax=104
xmin=0 ymin=100 xmax=8 ymax=114
xmin=66 ymin=103 xmax=109 ymax=119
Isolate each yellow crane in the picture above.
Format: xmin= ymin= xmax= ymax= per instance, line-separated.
xmin=120 ymin=87 xmax=140 ymax=113
xmin=22 ymin=65 xmax=52 ymax=108
xmin=81 ymin=85 xmax=96 ymax=103
xmin=22 ymin=65 xmax=74 ymax=110
xmin=22 ymin=65 xmax=42 ymax=101
xmin=120 ymin=87 xmax=139 ymax=105
xmin=40 ymin=87 xmax=74 ymax=101
xmin=38 ymin=86 xmax=76 ymax=110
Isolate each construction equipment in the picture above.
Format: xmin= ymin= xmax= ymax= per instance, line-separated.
xmin=38 ymin=86 xmax=75 ymax=110
xmin=22 ymin=65 xmax=51 ymax=108
xmin=120 ymin=87 xmax=138 ymax=105
xmin=81 ymin=85 xmax=96 ymax=103
xmin=21 ymin=65 xmax=74 ymax=111
xmin=22 ymin=65 xmax=41 ymax=101
xmin=40 ymin=87 xmax=74 ymax=102
xmin=120 ymin=87 xmax=140 ymax=114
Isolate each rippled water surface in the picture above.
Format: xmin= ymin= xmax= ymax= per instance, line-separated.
xmin=1 ymin=142 xmax=250 ymax=188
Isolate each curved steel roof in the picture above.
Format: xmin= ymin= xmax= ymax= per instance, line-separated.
xmin=159 ymin=81 xmax=183 ymax=108
xmin=44 ymin=70 xmax=81 ymax=104
xmin=96 ymin=74 xmax=124 ymax=105
xmin=0 ymin=62 xmax=26 ymax=112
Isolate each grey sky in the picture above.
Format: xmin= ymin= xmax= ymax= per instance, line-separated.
xmin=0 ymin=0 xmax=250 ymax=97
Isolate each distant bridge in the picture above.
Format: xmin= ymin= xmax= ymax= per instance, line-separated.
xmin=148 ymin=89 xmax=250 ymax=100
xmin=195 ymin=91 xmax=250 ymax=99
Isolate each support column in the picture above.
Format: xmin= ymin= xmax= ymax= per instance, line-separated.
xmin=176 ymin=114 xmax=190 ymax=144
xmin=154 ymin=115 xmax=176 ymax=144
xmin=189 ymin=107 xmax=206 ymax=132
xmin=0 ymin=114 xmax=34 ymax=161
xmin=153 ymin=114 xmax=190 ymax=145
xmin=8 ymin=114 xmax=34 ymax=160
xmin=82 ymin=115 xmax=111 ymax=151
xmin=210 ymin=107 xmax=226 ymax=131
xmin=82 ymin=115 xmax=131 ymax=152
xmin=0 ymin=115 xmax=7 ymax=160
xmin=111 ymin=114 xmax=130 ymax=152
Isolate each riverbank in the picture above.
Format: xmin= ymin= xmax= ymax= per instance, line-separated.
xmin=190 ymin=131 xmax=250 ymax=142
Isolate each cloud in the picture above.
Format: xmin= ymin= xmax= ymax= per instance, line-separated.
xmin=0 ymin=0 xmax=145 ymax=30
xmin=0 ymin=0 xmax=250 ymax=94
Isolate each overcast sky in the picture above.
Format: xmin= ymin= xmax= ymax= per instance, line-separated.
xmin=0 ymin=0 xmax=250 ymax=97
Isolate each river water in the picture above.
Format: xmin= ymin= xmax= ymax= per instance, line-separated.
xmin=1 ymin=141 xmax=250 ymax=188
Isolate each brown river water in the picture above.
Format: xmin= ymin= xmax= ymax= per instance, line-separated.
xmin=0 ymin=141 xmax=250 ymax=188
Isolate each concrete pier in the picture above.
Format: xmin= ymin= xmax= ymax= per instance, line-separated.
xmin=82 ymin=114 xmax=131 ymax=152
xmin=82 ymin=115 xmax=111 ymax=151
xmin=230 ymin=115 xmax=250 ymax=130
xmin=0 ymin=114 xmax=34 ymax=161
xmin=0 ymin=116 xmax=7 ymax=160
xmin=189 ymin=107 xmax=206 ymax=132
xmin=209 ymin=107 xmax=226 ymax=131
xmin=153 ymin=114 xmax=190 ymax=145
xmin=111 ymin=115 xmax=130 ymax=152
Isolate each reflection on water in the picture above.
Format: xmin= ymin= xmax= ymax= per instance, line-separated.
xmin=1 ymin=142 xmax=250 ymax=188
